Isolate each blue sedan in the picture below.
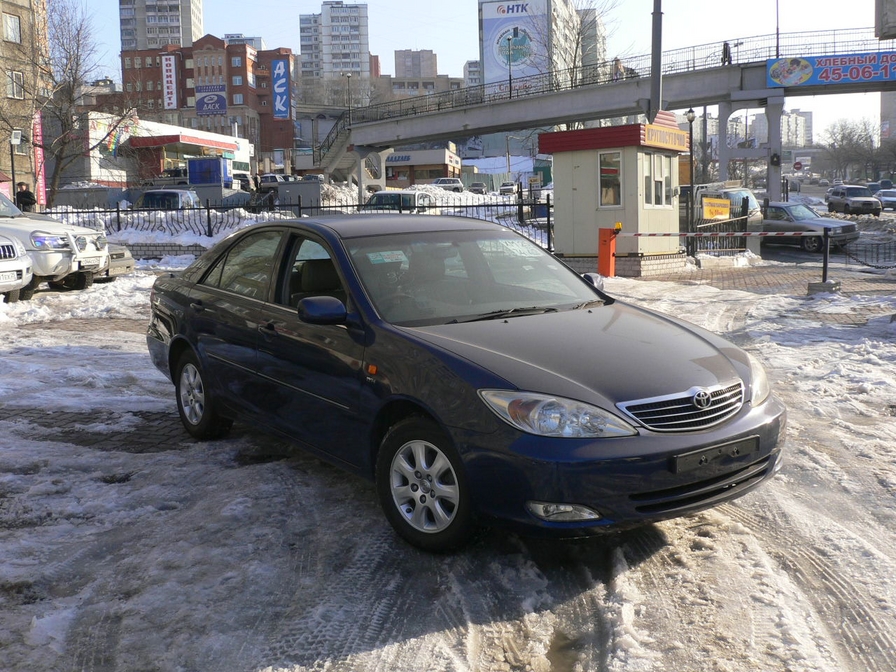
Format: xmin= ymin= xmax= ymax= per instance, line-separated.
xmin=147 ymin=215 xmax=786 ymax=551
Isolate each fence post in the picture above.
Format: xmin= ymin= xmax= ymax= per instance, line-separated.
xmin=206 ymin=200 xmax=213 ymax=238
xmin=546 ymin=194 xmax=552 ymax=251
xmin=822 ymin=228 xmax=830 ymax=283
xmin=115 ymin=203 xmax=121 ymax=232
xmin=516 ymin=183 xmax=524 ymax=224
xmin=297 ymin=195 xmax=302 ymax=218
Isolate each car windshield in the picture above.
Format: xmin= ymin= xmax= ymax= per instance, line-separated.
xmin=363 ymin=193 xmax=419 ymax=210
xmin=139 ymin=193 xmax=187 ymax=209
xmin=348 ymin=229 xmax=604 ymax=326
xmin=878 ymin=190 xmax=896 ymax=197
xmin=0 ymin=191 xmax=24 ymax=217
xmin=846 ymin=187 xmax=872 ymax=197
xmin=785 ymin=204 xmax=820 ymax=220
xmin=724 ymin=189 xmax=760 ymax=211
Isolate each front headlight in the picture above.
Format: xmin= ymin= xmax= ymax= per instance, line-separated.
xmin=747 ymin=353 xmax=771 ymax=405
xmin=830 ymin=227 xmax=842 ymax=235
xmin=479 ymin=390 xmax=638 ymax=438
xmin=30 ymin=231 xmax=70 ymax=250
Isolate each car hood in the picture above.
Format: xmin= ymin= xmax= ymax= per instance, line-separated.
xmin=0 ymin=213 xmax=104 ymax=236
xmin=407 ymin=301 xmax=746 ymax=406
xmin=797 ymin=216 xmax=854 ymax=229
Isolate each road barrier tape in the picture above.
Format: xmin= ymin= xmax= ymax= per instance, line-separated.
xmin=617 ymin=231 xmax=824 ymax=237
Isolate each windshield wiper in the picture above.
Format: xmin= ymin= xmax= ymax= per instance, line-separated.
xmin=571 ymin=299 xmax=606 ymax=310
xmin=454 ymin=306 xmax=558 ymax=323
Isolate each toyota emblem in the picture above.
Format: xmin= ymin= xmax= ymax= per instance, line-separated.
xmin=692 ymin=390 xmax=712 ymax=409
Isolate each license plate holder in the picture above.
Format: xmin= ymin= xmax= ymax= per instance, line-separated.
xmin=672 ymin=437 xmax=759 ymax=474
xmin=0 ymin=271 xmax=18 ymax=283
xmin=79 ymin=258 xmax=101 ymax=270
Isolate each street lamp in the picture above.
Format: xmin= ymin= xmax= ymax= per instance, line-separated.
xmin=506 ymin=27 xmax=518 ymax=99
xmin=341 ymin=72 xmax=353 ymax=120
xmin=686 ymin=108 xmax=696 ymax=256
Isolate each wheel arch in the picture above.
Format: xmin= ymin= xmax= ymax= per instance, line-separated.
xmin=167 ymin=336 xmax=196 ymax=382
xmin=367 ymin=399 xmax=443 ymax=478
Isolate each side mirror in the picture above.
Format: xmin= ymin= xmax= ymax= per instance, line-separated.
xmin=298 ymin=296 xmax=347 ymax=325
xmin=582 ymin=273 xmax=605 ymax=292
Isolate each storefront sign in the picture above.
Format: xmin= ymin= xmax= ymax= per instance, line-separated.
xmin=196 ymin=85 xmax=226 ymax=116
xmin=272 ymin=59 xmax=290 ymax=120
xmin=644 ymin=124 xmax=688 ymax=151
xmin=162 ymin=55 xmax=178 ymax=110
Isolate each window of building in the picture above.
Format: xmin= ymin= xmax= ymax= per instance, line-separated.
xmin=232 ymin=76 xmax=243 ymax=86
xmin=643 ymin=153 xmax=672 ymax=207
xmin=146 ymin=80 xmax=153 ymax=91
xmin=135 ymin=57 xmax=142 ymax=68
xmin=124 ymin=57 xmax=132 ymax=68
xmin=135 ymin=81 xmax=142 ymax=91
xmin=148 ymin=99 xmax=154 ymax=108
xmin=599 ymin=152 xmax=622 ymax=207
xmin=233 ymin=93 xmax=243 ymax=104
xmin=4 ymin=13 xmax=21 ymax=42
xmin=231 ymin=56 xmax=242 ymax=67
xmin=6 ymin=71 xmax=24 ymax=99
xmin=125 ymin=82 xmax=132 ymax=92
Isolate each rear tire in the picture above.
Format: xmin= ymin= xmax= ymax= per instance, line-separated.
xmin=800 ymin=235 xmax=824 ymax=253
xmin=843 ymin=204 xmax=851 ymax=214
xmin=174 ymin=350 xmax=233 ymax=440
xmin=376 ymin=417 xmax=474 ymax=552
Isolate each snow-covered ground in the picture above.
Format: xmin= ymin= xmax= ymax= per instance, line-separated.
xmin=1 ymin=192 xmax=895 ymax=670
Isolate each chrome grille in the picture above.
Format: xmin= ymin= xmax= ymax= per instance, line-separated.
xmin=0 ymin=243 xmax=15 ymax=260
xmin=840 ymin=223 xmax=857 ymax=234
xmin=618 ymin=382 xmax=744 ymax=432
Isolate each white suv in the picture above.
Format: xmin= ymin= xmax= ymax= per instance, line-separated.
xmin=432 ymin=177 xmax=464 ymax=192
xmin=0 ymin=191 xmax=108 ymax=299
xmin=0 ymin=232 xmax=33 ymax=303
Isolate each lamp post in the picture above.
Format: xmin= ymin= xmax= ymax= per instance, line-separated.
xmin=341 ymin=72 xmax=353 ymax=121
xmin=686 ymin=108 xmax=696 ymax=256
xmin=506 ymin=35 xmax=513 ymax=99
xmin=9 ymin=130 xmax=22 ymax=198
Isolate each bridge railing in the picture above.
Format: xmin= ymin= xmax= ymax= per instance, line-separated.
xmin=316 ymin=27 xmax=896 ymax=165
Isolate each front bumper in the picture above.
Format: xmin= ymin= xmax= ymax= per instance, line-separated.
xmin=455 ymin=394 xmax=787 ymax=536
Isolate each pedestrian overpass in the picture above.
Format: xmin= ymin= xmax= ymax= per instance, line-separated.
xmin=317 ymin=27 xmax=896 ymax=201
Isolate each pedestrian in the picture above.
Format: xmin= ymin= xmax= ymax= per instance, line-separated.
xmin=15 ymin=182 xmax=36 ymax=212
xmin=253 ymin=174 xmax=260 ymax=191
xmin=612 ymin=57 xmax=624 ymax=82
xmin=721 ymin=41 xmax=732 ymax=66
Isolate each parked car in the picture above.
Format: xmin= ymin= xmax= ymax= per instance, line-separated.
xmin=96 ymin=244 xmax=135 ymax=283
xmin=879 ymin=179 xmax=893 ymax=189
xmin=147 ymin=214 xmax=786 ymax=552
xmin=826 ymin=185 xmax=881 ymax=216
xmin=302 ymin=174 xmax=326 ymax=183
xmin=0 ymin=232 xmax=33 ymax=303
xmin=258 ymin=174 xmax=285 ymax=192
xmin=234 ymin=174 xmax=252 ymax=192
xmin=824 ymin=187 xmax=835 ymax=203
xmin=818 ymin=178 xmax=830 ymax=187
xmin=468 ymin=182 xmax=488 ymax=195
xmin=134 ymin=189 xmax=201 ymax=210
xmin=761 ymin=202 xmax=860 ymax=253
xmin=866 ymin=182 xmax=881 ymax=194
xmin=432 ymin=177 xmax=464 ymax=192
xmin=874 ymin=188 xmax=896 ymax=210
xmin=499 ymin=181 xmax=518 ymax=196
xmin=362 ymin=190 xmax=436 ymax=213
xmin=0 ymin=192 xmax=108 ymax=299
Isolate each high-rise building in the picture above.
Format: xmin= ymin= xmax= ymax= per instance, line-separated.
xmin=299 ymin=1 xmax=370 ymax=80
xmin=118 ymin=0 xmax=204 ymax=51
xmin=394 ymin=50 xmax=437 ymax=78
xmin=464 ymin=60 xmax=482 ymax=87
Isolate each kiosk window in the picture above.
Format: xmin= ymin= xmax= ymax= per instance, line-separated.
xmin=644 ymin=153 xmax=672 ymax=207
xmin=599 ymin=152 xmax=621 ymax=206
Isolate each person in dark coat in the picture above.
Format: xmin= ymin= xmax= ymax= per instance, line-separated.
xmin=15 ymin=182 xmax=36 ymax=212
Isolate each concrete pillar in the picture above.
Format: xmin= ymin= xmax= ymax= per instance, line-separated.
xmin=717 ymin=101 xmax=732 ymax=181
xmin=349 ymin=147 xmax=394 ymax=201
xmin=764 ymin=98 xmax=784 ymax=202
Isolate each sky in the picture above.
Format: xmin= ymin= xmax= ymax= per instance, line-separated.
xmin=81 ymin=0 xmax=884 ymax=137
xmin=1 ymin=186 xmax=896 ymax=668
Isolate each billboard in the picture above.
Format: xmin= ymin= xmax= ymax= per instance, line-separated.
xmin=480 ymin=1 xmax=549 ymax=87
xmin=196 ymin=85 xmax=226 ymax=116
xmin=272 ymin=59 xmax=290 ymax=120
xmin=162 ymin=54 xmax=178 ymax=110
xmin=767 ymin=52 xmax=896 ymax=88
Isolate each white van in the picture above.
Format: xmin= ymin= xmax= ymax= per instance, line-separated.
xmin=362 ymin=190 xmax=436 ymax=213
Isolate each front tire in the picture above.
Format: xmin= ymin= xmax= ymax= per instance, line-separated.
xmin=801 ymin=235 xmax=824 ymax=253
xmin=376 ymin=418 xmax=474 ymax=552
xmin=174 ymin=350 xmax=233 ymax=440
xmin=19 ymin=276 xmax=40 ymax=301
xmin=2 ymin=289 xmax=19 ymax=303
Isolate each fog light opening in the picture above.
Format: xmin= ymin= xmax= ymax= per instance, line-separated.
xmin=526 ymin=501 xmax=602 ymax=522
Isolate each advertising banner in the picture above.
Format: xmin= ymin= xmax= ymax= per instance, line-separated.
xmin=272 ymin=59 xmax=290 ymax=120
xmin=196 ymin=85 xmax=226 ymax=116
xmin=767 ymin=51 xmax=896 ymax=88
xmin=481 ymin=1 xmax=549 ymax=87
xmin=162 ymin=54 xmax=178 ymax=110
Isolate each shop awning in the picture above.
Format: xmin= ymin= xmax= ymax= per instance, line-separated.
xmin=128 ymin=133 xmax=238 ymax=152
xmin=0 ymin=170 xmax=11 ymax=182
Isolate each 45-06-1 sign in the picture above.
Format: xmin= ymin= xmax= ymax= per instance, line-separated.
xmin=767 ymin=51 xmax=896 ymax=88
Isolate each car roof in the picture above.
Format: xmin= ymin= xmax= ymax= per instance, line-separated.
xmin=142 ymin=189 xmax=198 ymax=195
xmin=280 ymin=214 xmax=506 ymax=239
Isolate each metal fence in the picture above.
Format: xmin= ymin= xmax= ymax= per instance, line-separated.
xmin=843 ymin=240 xmax=896 ymax=269
xmin=52 ymin=195 xmax=554 ymax=249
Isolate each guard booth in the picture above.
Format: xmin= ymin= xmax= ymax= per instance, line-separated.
xmin=539 ymin=110 xmax=689 ymax=277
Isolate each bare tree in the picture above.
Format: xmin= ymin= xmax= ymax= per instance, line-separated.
xmin=820 ymin=118 xmax=879 ymax=181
